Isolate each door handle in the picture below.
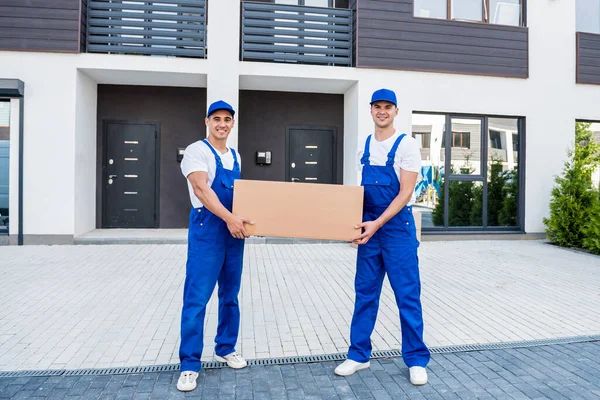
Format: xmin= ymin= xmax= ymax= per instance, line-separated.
xmin=109 ymin=175 xmax=118 ymax=179
xmin=291 ymin=177 xmax=300 ymax=182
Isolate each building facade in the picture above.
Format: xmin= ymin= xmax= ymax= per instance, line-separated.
xmin=0 ymin=0 xmax=599 ymax=244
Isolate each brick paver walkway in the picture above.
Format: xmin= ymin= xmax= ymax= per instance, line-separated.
xmin=0 ymin=241 xmax=599 ymax=372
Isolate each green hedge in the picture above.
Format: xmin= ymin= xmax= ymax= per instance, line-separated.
xmin=544 ymin=122 xmax=600 ymax=254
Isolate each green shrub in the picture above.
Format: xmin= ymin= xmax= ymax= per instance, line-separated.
xmin=583 ymin=190 xmax=600 ymax=255
xmin=544 ymin=122 xmax=600 ymax=248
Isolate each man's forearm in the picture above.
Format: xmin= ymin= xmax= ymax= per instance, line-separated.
xmin=193 ymin=186 xmax=234 ymax=223
xmin=374 ymin=188 xmax=413 ymax=228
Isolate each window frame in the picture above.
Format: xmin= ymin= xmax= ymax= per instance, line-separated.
xmin=412 ymin=132 xmax=432 ymax=149
xmin=441 ymin=131 xmax=471 ymax=149
xmin=452 ymin=131 xmax=471 ymax=149
xmin=489 ymin=130 xmax=503 ymax=149
xmin=412 ymin=111 xmax=526 ymax=233
xmin=274 ymin=0 xmax=334 ymax=6
xmin=512 ymin=133 xmax=519 ymax=152
xmin=413 ymin=0 xmax=526 ymax=27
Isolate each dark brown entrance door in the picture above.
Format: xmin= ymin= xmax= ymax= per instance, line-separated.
xmin=287 ymin=126 xmax=336 ymax=184
xmin=103 ymin=121 xmax=159 ymax=228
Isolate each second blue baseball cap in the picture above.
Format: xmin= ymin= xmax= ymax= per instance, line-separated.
xmin=370 ymin=88 xmax=397 ymax=106
xmin=207 ymin=100 xmax=235 ymax=118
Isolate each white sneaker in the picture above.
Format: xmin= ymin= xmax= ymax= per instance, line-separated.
xmin=215 ymin=352 xmax=248 ymax=369
xmin=334 ymin=359 xmax=371 ymax=376
xmin=409 ymin=366 xmax=428 ymax=385
xmin=176 ymin=371 xmax=198 ymax=392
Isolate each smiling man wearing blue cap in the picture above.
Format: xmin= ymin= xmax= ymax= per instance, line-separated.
xmin=177 ymin=100 xmax=252 ymax=392
xmin=334 ymin=89 xmax=431 ymax=385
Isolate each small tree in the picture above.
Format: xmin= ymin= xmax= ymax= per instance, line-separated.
xmin=499 ymin=169 xmax=518 ymax=226
xmin=448 ymin=180 xmax=476 ymax=226
xmin=487 ymin=158 xmax=506 ymax=226
xmin=432 ymin=179 xmax=445 ymax=226
xmin=432 ymin=157 xmax=479 ymax=226
xmin=583 ymin=189 xmax=600 ymax=255
xmin=544 ymin=122 xmax=600 ymax=248
xmin=470 ymin=183 xmax=483 ymax=226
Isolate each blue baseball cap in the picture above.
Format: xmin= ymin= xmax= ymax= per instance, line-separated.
xmin=207 ymin=100 xmax=235 ymax=118
xmin=370 ymin=88 xmax=397 ymax=107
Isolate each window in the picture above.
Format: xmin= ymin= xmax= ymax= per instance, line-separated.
xmin=453 ymin=0 xmax=482 ymax=21
xmin=414 ymin=0 xmax=447 ymax=19
xmin=0 ymin=102 xmax=9 ymax=127
xmin=413 ymin=132 xmax=432 ymax=148
xmin=577 ymin=0 xmax=600 ymax=33
xmin=412 ymin=112 xmax=523 ymax=231
xmin=414 ymin=0 xmax=523 ymax=27
xmin=490 ymin=130 xmax=503 ymax=149
xmin=490 ymin=0 xmax=522 ymax=26
xmin=275 ymin=0 xmax=332 ymax=5
xmin=441 ymin=131 xmax=471 ymax=148
xmin=452 ymin=131 xmax=470 ymax=149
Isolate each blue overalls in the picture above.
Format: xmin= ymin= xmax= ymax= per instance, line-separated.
xmin=179 ymin=139 xmax=245 ymax=372
xmin=348 ymin=134 xmax=431 ymax=368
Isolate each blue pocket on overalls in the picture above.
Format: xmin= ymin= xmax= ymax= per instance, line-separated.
xmin=362 ymin=168 xmax=392 ymax=187
xmin=220 ymin=175 xmax=235 ymax=190
xmin=191 ymin=208 xmax=209 ymax=239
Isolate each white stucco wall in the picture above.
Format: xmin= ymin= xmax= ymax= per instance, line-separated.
xmin=343 ymin=83 xmax=360 ymax=185
xmin=74 ymin=71 xmax=98 ymax=236
xmin=0 ymin=51 xmax=208 ymax=239
xmin=0 ymin=52 xmax=77 ymax=236
xmin=206 ymin=0 xmax=241 ymax=149
xmin=2 ymin=0 xmax=600 ymax=238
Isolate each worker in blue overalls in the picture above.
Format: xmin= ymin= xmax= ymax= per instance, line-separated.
xmin=177 ymin=100 xmax=252 ymax=392
xmin=335 ymin=89 xmax=431 ymax=386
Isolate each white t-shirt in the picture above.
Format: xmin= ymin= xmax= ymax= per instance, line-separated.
xmin=180 ymin=140 xmax=242 ymax=209
xmin=357 ymin=132 xmax=421 ymax=206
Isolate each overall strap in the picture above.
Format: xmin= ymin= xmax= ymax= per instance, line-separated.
xmin=360 ymin=135 xmax=372 ymax=165
xmin=230 ymin=148 xmax=240 ymax=172
xmin=202 ymin=139 xmax=223 ymax=168
xmin=386 ymin=133 xmax=407 ymax=166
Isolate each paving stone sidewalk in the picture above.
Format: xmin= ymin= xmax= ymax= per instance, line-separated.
xmin=1 ymin=241 xmax=600 ymax=372
xmin=1 ymin=341 xmax=599 ymax=399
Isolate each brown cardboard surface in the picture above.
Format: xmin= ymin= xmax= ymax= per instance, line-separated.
xmin=413 ymin=209 xmax=422 ymax=230
xmin=232 ymin=180 xmax=364 ymax=241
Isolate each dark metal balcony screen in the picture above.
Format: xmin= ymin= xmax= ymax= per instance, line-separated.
xmin=241 ymin=2 xmax=352 ymax=67
xmin=87 ymin=0 xmax=206 ymax=58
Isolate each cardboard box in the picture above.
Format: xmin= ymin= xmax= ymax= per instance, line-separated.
xmin=232 ymin=180 xmax=364 ymax=241
xmin=413 ymin=209 xmax=422 ymax=242
xmin=350 ymin=209 xmax=422 ymax=248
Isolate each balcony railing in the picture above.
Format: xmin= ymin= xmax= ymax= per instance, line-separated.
xmin=241 ymin=2 xmax=353 ymax=67
xmin=87 ymin=0 xmax=206 ymax=58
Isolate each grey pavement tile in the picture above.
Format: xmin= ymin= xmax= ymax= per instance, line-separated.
xmin=89 ymin=375 xmax=113 ymax=390
xmin=234 ymin=387 xmax=253 ymax=400
xmin=284 ymin=390 xmax=306 ymax=400
xmin=28 ymin=382 xmax=59 ymax=397
xmin=122 ymin=373 xmax=144 ymax=387
xmin=367 ymin=390 xmax=392 ymax=400
xmin=80 ymin=388 xmax=104 ymax=399
xmin=45 ymin=387 xmax=70 ymax=399
xmin=0 ymin=384 xmax=24 ymax=398
xmin=9 ymin=391 xmax=34 ymax=400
